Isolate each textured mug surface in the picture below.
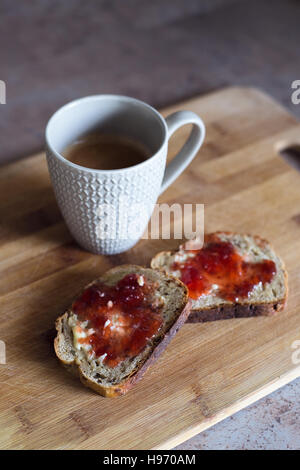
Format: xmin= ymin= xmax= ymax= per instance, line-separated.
xmin=45 ymin=95 xmax=205 ymax=254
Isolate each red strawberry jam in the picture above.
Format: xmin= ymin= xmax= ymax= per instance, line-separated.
xmin=72 ymin=273 xmax=162 ymax=368
xmin=172 ymin=237 xmax=276 ymax=302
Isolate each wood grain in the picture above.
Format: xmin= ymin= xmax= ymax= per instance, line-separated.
xmin=1 ymin=87 xmax=300 ymax=449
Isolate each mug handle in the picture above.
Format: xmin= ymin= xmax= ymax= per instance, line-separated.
xmin=160 ymin=111 xmax=205 ymax=194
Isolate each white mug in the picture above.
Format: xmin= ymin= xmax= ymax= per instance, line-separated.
xmin=45 ymin=95 xmax=205 ymax=254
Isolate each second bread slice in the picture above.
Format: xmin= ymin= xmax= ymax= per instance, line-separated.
xmin=151 ymin=232 xmax=288 ymax=322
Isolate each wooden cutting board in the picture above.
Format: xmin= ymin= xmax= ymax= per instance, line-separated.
xmin=1 ymin=87 xmax=300 ymax=450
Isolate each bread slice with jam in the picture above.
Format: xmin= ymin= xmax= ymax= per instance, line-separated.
xmin=54 ymin=265 xmax=191 ymax=397
xmin=151 ymin=232 xmax=288 ymax=322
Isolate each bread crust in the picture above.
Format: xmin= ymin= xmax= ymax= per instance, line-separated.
xmin=186 ymin=298 xmax=286 ymax=323
xmin=151 ymin=232 xmax=288 ymax=323
xmin=54 ymin=265 xmax=191 ymax=397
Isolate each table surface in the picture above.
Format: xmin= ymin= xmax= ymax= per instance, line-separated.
xmin=1 ymin=0 xmax=300 ymax=450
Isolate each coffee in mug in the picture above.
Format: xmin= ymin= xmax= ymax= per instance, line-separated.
xmin=62 ymin=133 xmax=151 ymax=170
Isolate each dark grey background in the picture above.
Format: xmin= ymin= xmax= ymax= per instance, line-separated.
xmin=0 ymin=0 xmax=300 ymax=165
